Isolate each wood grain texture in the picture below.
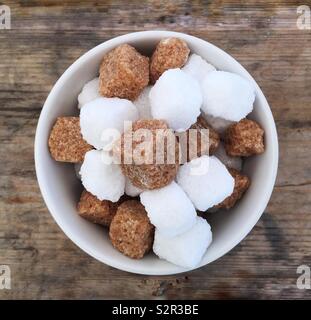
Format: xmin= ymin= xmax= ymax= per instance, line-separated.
xmin=0 ymin=0 xmax=311 ymax=300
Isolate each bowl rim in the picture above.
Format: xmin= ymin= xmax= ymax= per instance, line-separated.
xmin=35 ymin=30 xmax=279 ymax=275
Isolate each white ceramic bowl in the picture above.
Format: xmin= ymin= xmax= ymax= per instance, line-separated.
xmin=35 ymin=31 xmax=278 ymax=275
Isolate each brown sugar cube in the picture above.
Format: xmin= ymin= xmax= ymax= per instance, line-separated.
xmin=99 ymin=44 xmax=149 ymax=101
xmin=77 ymin=190 xmax=129 ymax=227
xmin=216 ymin=168 xmax=250 ymax=209
xmin=48 ymin=117 xmax=92 ymax=163
xmin=150 ymin=38 xmax=190 ymax=83
xmin=109 ymin=200 xmax=154 ymax=259
xmin=114 ymin=119 xmax=180 ymax=190
xmin=224 ymin=119 xmax=265 ymax=157
xmin=178 ymin=115 xmax=220 ymax=163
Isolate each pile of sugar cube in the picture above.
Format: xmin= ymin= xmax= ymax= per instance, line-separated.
xmin=48 ymin=38 xmax=264 ymax=269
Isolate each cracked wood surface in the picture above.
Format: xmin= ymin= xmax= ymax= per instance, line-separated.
xmin=0 ymin=0 xmax=311 ymax=299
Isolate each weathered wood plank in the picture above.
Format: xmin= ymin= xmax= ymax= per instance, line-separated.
xmin=0 ymin=0 xmax=311 ymax=299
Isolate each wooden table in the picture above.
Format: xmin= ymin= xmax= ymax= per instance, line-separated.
xmin=0 ymin=0 xmax=310 ymax=300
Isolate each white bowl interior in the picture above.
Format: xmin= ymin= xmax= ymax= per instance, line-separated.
xmin=35 ymin=31 xmax=278 ymax=275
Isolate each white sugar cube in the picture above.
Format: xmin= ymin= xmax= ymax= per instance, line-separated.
xmin=78 ymin=78 xmax=100 ymax=109
xmin=182 ymin=54 xmax=216 ymax=83
xmin=153 ymin=216 xmax=212 ymax=268
xmin=125 ymin=178 xmax=143 ymax=197
xmin=80 ymin=150 xmax=125 ymax=202
xmin=134 ymin=85 xmax=152 ymax=119
xmin=80 ymin=97 xmax=138 ymax=150
xmin=140 ymin=181 xmax=197 ymax=237
xmin=149 ymin=69 xmax=202 ymax=132
xmin=177 ymin=155 xmax=234 ymax=211
xmin=201 ymin=71 xmax=255 ymax=122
